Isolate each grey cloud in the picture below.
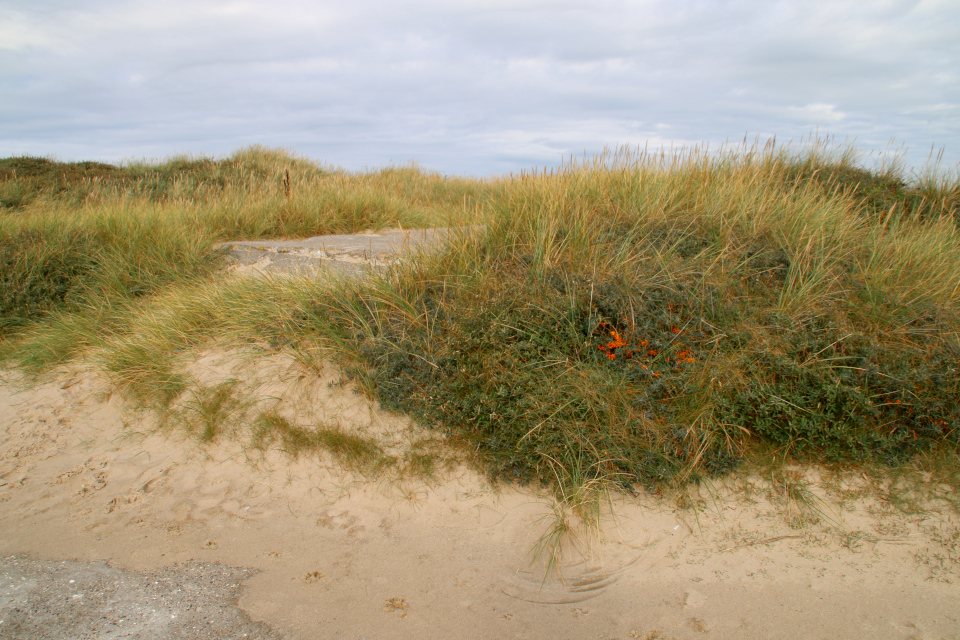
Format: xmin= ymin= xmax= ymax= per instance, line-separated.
xmin=1 ymin=0 xmax=957 ymax=175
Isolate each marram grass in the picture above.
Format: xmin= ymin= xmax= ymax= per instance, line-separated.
xmin=2 ymin=143 xmax=959 ymax=505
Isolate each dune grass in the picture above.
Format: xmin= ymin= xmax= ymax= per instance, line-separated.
xmin=2 ymin=142 xmax=959 ymax=513
xmin=0 ymin=147 xmax=486 ymax=333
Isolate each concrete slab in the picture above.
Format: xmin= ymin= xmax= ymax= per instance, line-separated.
xmin=219 ymin=227 xmax=466 ymax=276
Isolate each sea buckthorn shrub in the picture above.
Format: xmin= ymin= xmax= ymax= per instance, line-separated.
xmin=346 ymin=263 xmax=735 ymax=489
xmin=319 ymin=212 xmax=959 ymax=491
xmin=716 ymin=329 xmax=960 ymax=465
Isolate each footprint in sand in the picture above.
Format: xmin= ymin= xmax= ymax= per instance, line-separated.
xmin=688 ymin=617 xmax=709 ymax=633
xmin=383 ymin=597 xmax=407 ymax=617
xmin=78 ymin=472 xmax=107 ymax=494
xmin=684 ymin=589 xmax=706 ymax=609
xmin=104 ymin=492 xmax=140 ymax=513
xmin=302 ymin=571 xmax=324 ymax=583
xmin=140 ymin=468 xmax=172 ymax=494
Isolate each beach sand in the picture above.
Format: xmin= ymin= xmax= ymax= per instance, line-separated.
xmin=1 ymin=352 xmax=958 ymax=639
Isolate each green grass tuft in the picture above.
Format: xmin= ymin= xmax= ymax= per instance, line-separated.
xmin=252 ymin=411 xmax=392 ymax=474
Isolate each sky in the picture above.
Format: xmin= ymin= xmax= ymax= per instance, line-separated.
xmin=2 ymin=0 xmax=958 ymax=177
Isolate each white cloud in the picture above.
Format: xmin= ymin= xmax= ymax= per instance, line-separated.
xmin=784 ymin=104 xmax=847 ymax=124
xmin=0 ymin=10 xmax=56 ymax=50
xmin=903 ymin=103 xmax=959 ymax=113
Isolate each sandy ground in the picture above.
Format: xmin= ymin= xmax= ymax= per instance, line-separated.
xmin=1 ymin=351 xmax=959 ymax=640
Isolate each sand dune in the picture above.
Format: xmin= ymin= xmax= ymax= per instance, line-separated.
xmin=2 ymin=356 xmax=959 ymax=639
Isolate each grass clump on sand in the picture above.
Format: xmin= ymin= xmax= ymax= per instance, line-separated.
xmin=2 ymin=141 xmax=959 ymax=509
xmin=252 ymin=412 xmax=392 ymax=474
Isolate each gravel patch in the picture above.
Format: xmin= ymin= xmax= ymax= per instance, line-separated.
xmin=0 ymin=555 xmax=282 ymax=640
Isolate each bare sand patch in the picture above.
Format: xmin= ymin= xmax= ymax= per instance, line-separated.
xmin=1 ymin=358 xmax=959 ymax=639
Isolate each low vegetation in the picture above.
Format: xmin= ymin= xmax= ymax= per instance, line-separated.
xmin=2 ymin=142 xmax=959 ymax=512
xmin=0 ymin=148 xmax=482 ymax=331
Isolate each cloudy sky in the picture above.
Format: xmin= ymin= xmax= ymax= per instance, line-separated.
xmin=2 ymin=0 xmax=958 ymax=176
